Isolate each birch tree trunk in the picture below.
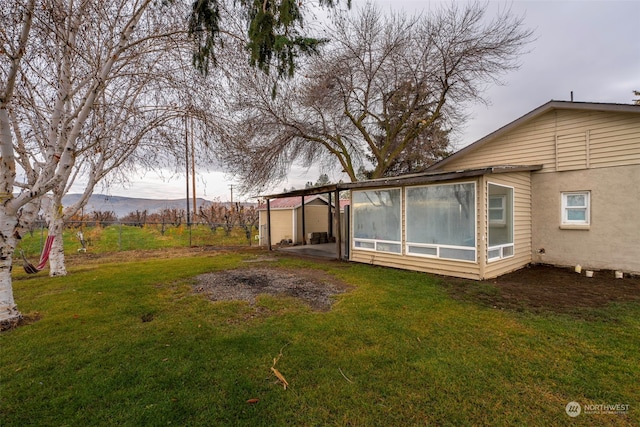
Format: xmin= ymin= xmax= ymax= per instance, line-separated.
xmin=47 ymin=198 xmax=67 ymax=277
xmin=0 ymin=209 xmax=19 ymax=325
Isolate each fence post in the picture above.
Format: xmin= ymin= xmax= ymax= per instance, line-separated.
xmin=40 ymin=223 xmax=45 ymax=252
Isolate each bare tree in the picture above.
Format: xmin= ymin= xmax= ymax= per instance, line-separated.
xmin=198 ymin=203 xmax=235 ymax=235
xmin=92 ymin=210 xmax=118 ymax=227
xmin=121 ymin=210 xmax=148 ymax=227
xmin=217 ymin=3 xmax=533 ymax=193
xmin=0 ymin=0 xmax=348 ymax=326
xmin=236 ymin=203 xmax=258 ymax=244
xmin=41 ymin=6 xmax=222 ymax=276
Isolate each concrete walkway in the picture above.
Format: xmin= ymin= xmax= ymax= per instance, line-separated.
xmin=277 ymin=243 xmax=345 ymax=260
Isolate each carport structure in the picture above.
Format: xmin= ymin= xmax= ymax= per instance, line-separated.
xmin=261 ymin=184 xmax=347 ymax=260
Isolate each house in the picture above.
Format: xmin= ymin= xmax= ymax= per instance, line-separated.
xmin=343 ymin=101 xmax=640 ymax=279
xmin=257 ymin=195 xmax=345 ymax=246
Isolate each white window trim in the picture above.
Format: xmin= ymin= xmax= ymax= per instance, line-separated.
xmin=404 ymin=181 xmax=477 ymax=263
xmin=487 ymin=243 xmax=514 ymax=262
xmin=406 ymin=242 xmax=477 ymax=263
xmin=487 ymin=182 xmax=515 ymax=263
xmin=354 ymin=238 xmax=402 ymax=254
xmin=351 ymin=188 xmax=403 ymax=254
xmin=561 ymin=191 xmax=590 ymax=228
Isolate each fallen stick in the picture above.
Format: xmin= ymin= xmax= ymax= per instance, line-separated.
xmin=338 ymin=367 xmax=353 ymax=383
xmin=271 ymin=367 xmax=289 ymax=389
xmin=271 ymin=343 xmax=290 ymax=389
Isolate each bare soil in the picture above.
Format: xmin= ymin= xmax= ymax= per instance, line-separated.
xmin=193 ymin=267 xmax=351 ymax=312
xmin=444 ymin=264 xmax=640 ymax=316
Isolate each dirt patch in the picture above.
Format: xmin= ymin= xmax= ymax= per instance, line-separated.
xmin=193 ymin=267 xmax=350 ymax=311
xmin=0 ymin=312 xmax=42 ymax=332
xmin=444 ymin=264 xmax=640 ymax=316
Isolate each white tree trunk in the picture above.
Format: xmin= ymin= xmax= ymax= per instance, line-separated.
xmin=0 ymin=210 xmax=20 ymax=325
xmin=48 ymin=214 xmax=67 ymax=277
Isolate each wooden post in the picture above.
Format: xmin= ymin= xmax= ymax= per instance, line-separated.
xmin=334 ymin=188 xmax=341 ymax=259
xmin=327 ymin=192 xmax=333 ymax=238
xmin=267 ymin=199 xmax=272 ymax=251
xmin=301 ymin=195 xmax=306 ymax=245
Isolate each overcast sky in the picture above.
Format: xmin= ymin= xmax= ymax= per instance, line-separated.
xmin=103 ymin=0 xmax=639 ymax=201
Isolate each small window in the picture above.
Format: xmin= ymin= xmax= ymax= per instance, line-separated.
xmin=488 ymin=184 xmax=514 ymax=262
xmin=562 ymin=191 xmax=590 ymax=225
xmin=488 ymin=195 xmax=506 ymax=225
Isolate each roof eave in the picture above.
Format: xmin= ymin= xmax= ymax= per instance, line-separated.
xmin=340 ymin=165 xmax=543 ymax=190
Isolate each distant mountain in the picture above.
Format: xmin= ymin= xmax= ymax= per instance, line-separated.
xmin=62 ymin=194 xmax=215 ymax=218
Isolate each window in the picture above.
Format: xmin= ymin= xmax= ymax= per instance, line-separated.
xmin=405 ymin=182 xmax=476 ymax=262
xmin=488 ymin=195 xmax=506 ymax=225
xmin=352 ymin=189 xmax=402 ymax=254
xmin=488 ymin=184 xmax=514 ymax=262
xmin=562 ymin=191 xmax=590 ymax=226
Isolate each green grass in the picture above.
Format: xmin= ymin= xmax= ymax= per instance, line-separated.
xmin=1 ymin=252 xmax=638 ymax=426
xmin=18 ymin=224 xmax=256 ymax=257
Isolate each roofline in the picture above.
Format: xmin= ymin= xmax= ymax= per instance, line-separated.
xmin=339 ymin=165 xmax=542 ymax=190
xmin=257 ymin=194 xmax=330 ymax=210
xmin=428 ymin=100 xmax=640 ymax=171
xmin=260 ymin=165 xmax=542 ymax=201
xmin=261 ymin=183 xmax=339 ymax=200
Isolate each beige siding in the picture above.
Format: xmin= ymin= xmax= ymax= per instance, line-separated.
xmin=350 ymin=250 xmax=482 ymax=280
xmin=438 ymin=108 xmax=640 ymax=274
xmin=442 ymin=110 xmax=640 ymax=173
xmin=348 ymin=107 xmax=639 ymax=277
xmin=259 ymin=209 xmax=294 ymax=245
xmin=258 ymin=198 xmax=333 ymax=245
xmin=531 ymin=165 xmax=640 ymax=274
xmin=556 ymin=133 xmax=587 ymax=171
xmin=483 ymin=172 xmax=533 ymax=279
xmin=296 ymin=205 xmax=331 ymax=243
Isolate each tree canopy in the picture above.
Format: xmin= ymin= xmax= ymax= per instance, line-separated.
xmin=214 ymin=3 xmax=534 ymax=194
xmin=189 ymin=0 xmax=350 ymax=77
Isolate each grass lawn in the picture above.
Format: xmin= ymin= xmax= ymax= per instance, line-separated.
xmin=17 ymin=223 xmax=255 ymax=257
xmin=1 ymin=249 xmax=638 ymax=426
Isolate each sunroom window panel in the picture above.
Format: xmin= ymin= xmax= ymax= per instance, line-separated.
xmin=354 ymin=240 xmax=375 ymax=250
xmin=488 ymin=184 xmax=514 ymax=262
xmin=439 ymin=247 xmax=476 ymax=261
xmin=406 ymin=183 xmax=476 ymax=261
xmin=406 ymin=183 xmax=476 ymax=248
xmin=489 ymin=195 xmax=506 ymax=224
xmin=407 ymin=245 xmax=438 ymax=256
xmin=353 ymin=189 xmax=401 ymax=253
xmin=502 ymin=245 xmax=514 ymax=257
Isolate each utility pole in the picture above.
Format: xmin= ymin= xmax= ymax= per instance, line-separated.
xmin=191 ymin=116 xmax=196 ymax=214
xmin=185 ymin=114 xmax=192 ymax=246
